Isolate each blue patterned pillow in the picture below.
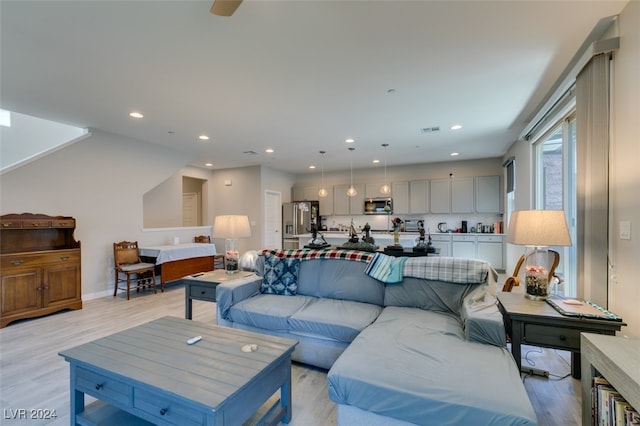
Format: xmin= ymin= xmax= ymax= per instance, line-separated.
xmin=261 ymin=254 xmax=300 ymax=295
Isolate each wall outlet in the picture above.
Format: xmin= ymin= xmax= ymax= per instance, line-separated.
xmin=620 ymin=221 xmax=631 ymax=240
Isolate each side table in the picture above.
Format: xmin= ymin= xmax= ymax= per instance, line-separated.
xmin=182 ymin=270 xmax=258 ymax=319
xmin=497 ymin=292 xmax=625 ymax=378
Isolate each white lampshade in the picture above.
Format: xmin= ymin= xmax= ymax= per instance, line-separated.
xmin=212 ymin=215 xmax=252 ymax=239
xmin=506 ymin=210 xmax=572 ymax=247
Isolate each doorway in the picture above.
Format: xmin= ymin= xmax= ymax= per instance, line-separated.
xmin=264 ymin=190 xmax=282 ymax=249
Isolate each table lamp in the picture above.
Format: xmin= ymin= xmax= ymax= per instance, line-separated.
xmin=212 ymin=215 xmax=252 ymax=274
xmin=506 ymin=210 xmax=572 ymax=300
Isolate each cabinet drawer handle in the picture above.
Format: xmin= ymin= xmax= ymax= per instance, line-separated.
xmin=201 ymin=290 xmax=206 ymax=295
xmin=160 ymin=408 xmax=168 ymax=416
xmin=32 ymin=223 xmax=40 ymax=227
xmin=95 ymin=383 xmax=103 ymax=390
xmin=2 ymin=222 xmax=12 ymax=227
xmin=559 ymin=335 xmax=566 ymax=341
xmin=60 ymin=256 xmax=69 ymax=261
xmin=11 ymin=260 xmax=23 ymax=266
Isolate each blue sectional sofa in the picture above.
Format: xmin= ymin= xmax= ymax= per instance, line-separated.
xmin=216 ymin=249 xmax=537 ymax=426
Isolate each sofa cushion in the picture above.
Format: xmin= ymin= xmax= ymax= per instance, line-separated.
xmin=228 ymin=294 xmax=315 ymax=331
xmin=261 ymin=254 xmax=300 ymax=295
xmin=384 ymin=277 xmax=477 ymax=316
xmin=289 ymin=298 xmax=383 ymax=343
xmin=328 ymin=306 xmax=537 ymax=426
xmin=296 ymin=259 xmax=385 ymax=305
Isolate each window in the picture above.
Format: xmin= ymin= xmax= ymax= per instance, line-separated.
xmin=533 ymin=114 xmax=577 ymax=296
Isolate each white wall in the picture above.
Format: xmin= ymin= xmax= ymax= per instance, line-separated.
xmin=0 ymin=130 xmax=195 ymax=298
xmin=608 ymin=0 xmax=639 ymax=338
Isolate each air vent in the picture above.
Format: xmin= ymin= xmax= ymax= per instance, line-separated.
xmin=243 ymin=150 xmax=258 ymax=155
xmin=420 ymin=126 xmax=440 ymax=134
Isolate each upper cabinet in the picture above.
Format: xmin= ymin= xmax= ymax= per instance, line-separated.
xmin=475 ymin=175 xmax=502 ymax=213
xmin=292 ymin=186 xmax=319 ymax=201
xmin=409 ymin=180 xmax=429 ymax=214
xmin=318 ymin=186 xmax=334 ymax=216
xmin=430 ymin=179 xmax=451 ymax=213
xmin=451 ymin=178 xmax=474 ymax=213
xmin=333 ymin=184 xmax=364 ymax=215
xmin=391 ymin=181 xmax=410 ymax=214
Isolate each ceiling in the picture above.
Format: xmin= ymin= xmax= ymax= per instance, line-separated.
xmin=0 ymin=1 xmax=627 ymax=174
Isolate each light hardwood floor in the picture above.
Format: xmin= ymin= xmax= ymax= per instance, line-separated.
xmin=0 ymin=284 xmax=581 ymax=425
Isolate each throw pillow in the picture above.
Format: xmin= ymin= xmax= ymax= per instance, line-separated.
xmin=261 ymin=254 xmax=300 ymax=295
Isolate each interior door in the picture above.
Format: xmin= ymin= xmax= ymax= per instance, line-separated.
xmin=264 ymin=190 xmax=282 ymax=249
xmin=182 ymin=193 xmax=199 ymax=226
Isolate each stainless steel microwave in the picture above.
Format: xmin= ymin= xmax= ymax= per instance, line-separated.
xmin=364 ymin=197 xmax=392 ymax=215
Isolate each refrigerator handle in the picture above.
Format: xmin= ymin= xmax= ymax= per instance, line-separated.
xmin=292 ymin=204 xmax=298 ymax=235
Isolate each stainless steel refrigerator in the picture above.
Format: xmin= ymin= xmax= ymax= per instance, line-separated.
xmin=282 ymin=201 xmax=319 ymax=249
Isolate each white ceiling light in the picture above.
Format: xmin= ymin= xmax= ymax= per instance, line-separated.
xmin=205 ymin=163 xmax=213 ymax=167
xmin=129 ymin=111 xmax=144 ymax=119
xmin=450 ymin=152 xmax=460 ymax=156
xmin=318 ymin=150 xmax=328 ymax=198
xmin=451 ymin=124 xmax=462 ymax=130
xmin=265 ymin=148 xmax=274 ymax=153
xmin=380 ymin=143 xmax=391 ymax=195
xmin=345 ymin=138 xmax=355 ymax=144
xmin=199 ymin=135 xmax=210 ymax=141
xmin=346 ymin=147 xmax=357 ymax=197
xmin=309 ymin=165 xmax=316 ymax=169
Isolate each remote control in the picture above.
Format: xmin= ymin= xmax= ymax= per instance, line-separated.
xmin=187 ymin=336 xmax=202 ymax=345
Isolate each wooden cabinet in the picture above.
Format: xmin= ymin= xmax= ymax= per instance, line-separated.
xmin=409 ymin=180 xmax=429 ymax=213
xmin=333 ymin=184 xmax=364 ymax=215
xmin=1 ymin=213 xmax=81 ymax=328
xmin=430 ymin=179 xmax=451 ymax=213
xmin=451 ymin=178 xmax=474 ymax=213
xmin=475 ymin=175 xmax=502 ymax=213
xmin=318 ymin=186 xmax=334 ymax=216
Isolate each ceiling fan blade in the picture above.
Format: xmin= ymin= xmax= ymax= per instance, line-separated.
xmin=210 ymin=0 xmax=243 ymax=17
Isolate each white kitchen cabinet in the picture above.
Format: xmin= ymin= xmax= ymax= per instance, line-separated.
xmin=409 ymin=180 xmax=429 ymax=213
xmin=333 ymin=184 xmax=364 ymax=215
xmin=476 ymin=235 xmax=504 ymax=270
xmin=475 ymin=175 xmax=502 ymax=213
xmin=365 ymin=183 xmax=383 ymax=198
xmin=429 ymin=234 xmax=451 ymax=257
xmin=391 ymin=181 xmax=410 ymax=214
xmin=430 ymin=179 xmax=451 ymax=213
xmin=292 ymin=186 xmax=319 ymax=201
xmin=319 ymin=186 xmax=334 ymax=216
xmin=452 ymin=235 xmax=476 ymax=259
xmin=451 ymin=178 xmax=474 ymax=213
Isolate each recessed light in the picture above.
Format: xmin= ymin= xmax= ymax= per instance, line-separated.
xmin=198 ymin=135 xmax=210 ymax=141
xmin=451 ymin=124 xmax=462 ymax=130
xmin=265 ymin=148 xmax=274 ymax=153
xmin=372 ymin=159 xmax=380 ymax=164
xmin=129 ymin=111 xmax=144 ymax=119
xmin=450 ymin=152 xmax=460 ymax=156
xmin=205 ymin=163 xmax=213 ymax=167
xmin=309 ymin=165 xmax=316 ymax=169
xmin=345 ymin=138 xmax=355 ymax=144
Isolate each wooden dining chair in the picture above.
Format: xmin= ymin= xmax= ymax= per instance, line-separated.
xmin=113 ymin=241 xmax=156 ymax=300
xmin=213 ymin=254 xmax=226 ymax=270
xmin=194 ymin=235 xmax=211 ymax=243
xmin=502 ymin=249 xmax=560 ymax=292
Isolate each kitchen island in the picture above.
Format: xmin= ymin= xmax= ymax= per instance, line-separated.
xmin=297 ymin=232 xmax=506 ymax=270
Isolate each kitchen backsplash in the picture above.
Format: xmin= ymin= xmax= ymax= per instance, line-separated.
xmin=322 ymin=213 xmax=504 ymax=234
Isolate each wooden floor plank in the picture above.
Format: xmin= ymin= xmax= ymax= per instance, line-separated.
xmin=0 ymin=284 xmax=581 ymax=425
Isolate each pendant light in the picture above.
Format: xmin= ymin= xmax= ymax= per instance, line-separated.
xmin=347 ymin=147 xmax=357 ymax=197
xmin=380 ymin=143 xmax=391 ymax=195
xmin=318 ymin=150 xmax=328 ymax=198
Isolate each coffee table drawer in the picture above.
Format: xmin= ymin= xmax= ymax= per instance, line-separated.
xmin=76 ymin=367 xmax=132 ymax=407
xmin=524 ymin=324 xmax=580 ymax=351
xmin=134 ymin=388 xmax=204 ymax=426
xmin=189 ymin=283 xmax=217 ymax=300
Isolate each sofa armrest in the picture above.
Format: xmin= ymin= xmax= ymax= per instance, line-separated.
xmin=216 ymin=277 xmax=262 ymax=321
xmin=461 ymin=282 xmax=507 ymax=347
